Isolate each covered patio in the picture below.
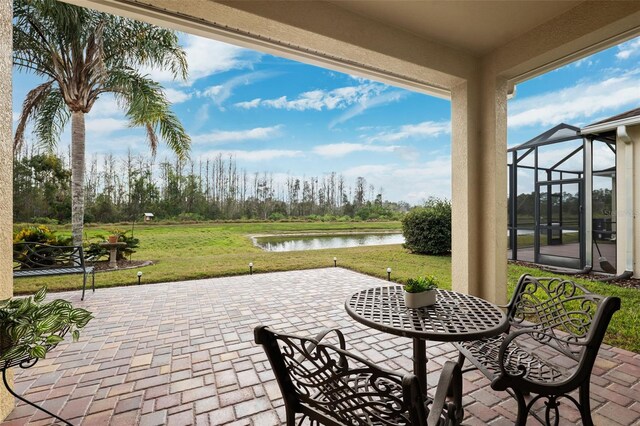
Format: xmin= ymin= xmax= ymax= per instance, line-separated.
xmin=2 ymin=0 xmax=640 ymax=422
xmin=2 ymin=269 xmax=638 ymax=425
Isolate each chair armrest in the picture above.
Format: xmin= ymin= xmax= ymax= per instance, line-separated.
xmin=312 ymin=328 xmax=346 ymax=349
xmin=297 ymin=328 xmax=347 ymax=365
xmin=499 ymin=329 xmax=589 ymax=355
xmin=495 ymin=329 xmax=587 ymax=384
xmin=427 ymin=361 xmax=462 ymax=426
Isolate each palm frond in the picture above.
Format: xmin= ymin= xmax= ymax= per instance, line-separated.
xmin=33 ymin=89 xmax=71 ymax=151
xmin=14 ymin=81 xmax=54 ymax=150
xmin=106 ymin=68 xmax=190 ymax=160
xmin=103 ymin=20 xmax=188 ymax=81
xmin=14 ymin=0 xmax=190 ymax=158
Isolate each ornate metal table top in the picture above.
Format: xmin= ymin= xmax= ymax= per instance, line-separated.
xmin=345 ymin=286 xmax=508 ymax=342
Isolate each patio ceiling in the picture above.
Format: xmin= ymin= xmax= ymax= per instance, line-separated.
xmin=65 ymin=1 xmax=640 ymax=96
xmin=329 ymin=0 xmax=582 ymax=56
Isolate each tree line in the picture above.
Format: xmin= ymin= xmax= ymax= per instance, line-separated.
xmin=14 ymin=146 xmax=411 ymax=224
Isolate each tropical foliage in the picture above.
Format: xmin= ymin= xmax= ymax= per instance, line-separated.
xmin=85 ymin=229 xmax=140 ymax=261
xmin=13 ymin=224 xmax=71 ymax=246
xmin=13 ymin=0 xmax=190 ymax=245
xmin=0 ymin=286 xmax=92 ymax=362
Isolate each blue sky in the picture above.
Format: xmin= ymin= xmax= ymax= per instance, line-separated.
xmin=12 ymin=33 xmax=640 ymax=204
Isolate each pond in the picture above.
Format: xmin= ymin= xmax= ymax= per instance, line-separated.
xmin=253 ymin=233 xmax=405 ymax=252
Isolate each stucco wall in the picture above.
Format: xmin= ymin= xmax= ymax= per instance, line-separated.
xmin=617 ymin=125 xmax=640 ymax=277
xmin=0 ymin=0 xmax=14 ymax=420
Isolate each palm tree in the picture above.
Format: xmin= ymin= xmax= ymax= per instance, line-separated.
xmin=13 ymin=0 xmax=191 ymax=245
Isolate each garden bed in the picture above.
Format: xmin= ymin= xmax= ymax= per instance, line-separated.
xmin=91 ymin=259 xmax=153 ymax=272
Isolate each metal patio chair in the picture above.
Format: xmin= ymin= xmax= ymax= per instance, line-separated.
xmin=453 ymin=274 xmax=621 ymax=426
xmin=255 ymin=325 xmax=462 ymax=426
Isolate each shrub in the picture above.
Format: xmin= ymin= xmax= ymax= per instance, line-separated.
xmin=13 ymin=225 xmax=71 ymax=246
xmin=268 ymin=212 xmax=285 ymax=221
xmin=401 ymin=198 xmax=451 ymax=255
xmin=176 ymin=212 xmax=204 ymax=222
xmin=30 ymin=217 xmax=59 ymax=225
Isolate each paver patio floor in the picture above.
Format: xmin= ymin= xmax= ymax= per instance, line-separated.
xmin=2 ymin=268 xmax=639 ymax=425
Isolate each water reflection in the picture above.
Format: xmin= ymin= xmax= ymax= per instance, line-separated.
xmin=254 ymin=233 xmax=405 ymax=252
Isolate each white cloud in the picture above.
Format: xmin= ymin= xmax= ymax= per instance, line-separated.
xmin=85 ymin=133 xmax=148 ymax=155
xmin=329 ymin=90 xmax=406 ymax=128
xmin=235 ymin=98 xmax=262 ymax=109
xmin=573 ymin=58 xmax=596 ymax=68
xmin=193 ymin=125 xmax=283 ymax=145
xmin=89 ymin=95 xmax=121 ymax=118
xmin=192 ymin=104 xmax=210 ymax=133
xmin=143 ymin=34 xmax=261 ymax=85
xmin=342 ymin=164 xmax=395 ymax=177
xmin=200 ymin=71 xmax=275 ymax=108
xmin=164 ymin=88 xmax=191 ymax=104
xmin=340 ymin=157 xmax=451 ymax=202
xmin=202 ymin=149 xmax=303 ymax=162
xmin=616 ymin=37 xmax=640 ymax=60
xmin=312 ymin=143 xmax=401 ymax=158
xmin=368 ymin=120 xmax=451 ymax=142
xmin=509 ymin=72 xmax=640 ymax=128
xmin=234 ymin=83 xmax=387 ymax=112
xmin=86 ymin=117 xmax=129 ymax=135
xmin=12 ymin=111 xmax=19 ymax=122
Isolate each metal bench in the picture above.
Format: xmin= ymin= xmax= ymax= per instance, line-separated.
xmin=453 ymin=274 xmax=621 ymax=426
xmin=13 ymin=242 xmax=95 ymax=301
xmin=255 ymin=325 xmax=463 ymax=426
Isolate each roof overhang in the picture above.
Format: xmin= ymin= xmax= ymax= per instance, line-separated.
xmin=581 ymin=116 xmax=640 ymax=135
xmin=64 ymin=0 xmax=640 ymax=99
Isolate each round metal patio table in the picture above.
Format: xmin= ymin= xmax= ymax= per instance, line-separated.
xmin=345 ymin=286 xmax=508 ymax=398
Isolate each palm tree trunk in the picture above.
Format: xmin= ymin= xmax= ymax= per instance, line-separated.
xmin=71 ymin=111 xmax=85 ymax=246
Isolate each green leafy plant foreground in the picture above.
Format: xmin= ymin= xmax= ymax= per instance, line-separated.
xmin=404 ymin=276 xmax=439 ymax=293
xmin=0 ymin=287 xmax=93 ymax=362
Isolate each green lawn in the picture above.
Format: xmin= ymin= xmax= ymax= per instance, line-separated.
xmin=13 ymin=221 xmax=639 ymax=352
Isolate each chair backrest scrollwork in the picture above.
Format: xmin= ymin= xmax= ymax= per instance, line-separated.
xmin=508 ymin=275 xmax=620 ymax=361
xmin=255 ymin=326 xmax=428 ymax=426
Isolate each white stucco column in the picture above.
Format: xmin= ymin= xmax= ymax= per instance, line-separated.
xmin=616 ymin=125 xmax=640 ymax=277
xmin=450 ymin=68 xmax=508 ymax=304
xmin=0 ymin=0 xmax=14 ymax=420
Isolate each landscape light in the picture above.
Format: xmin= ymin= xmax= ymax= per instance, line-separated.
xmin=386 ymin=267 xmax=392 ymax=281
xmin=249 ymin=262 xmax=253 ymax=275
xmin=333 ymin=257 xmax=337 ymax=267
xmin=137 ymin=271 xmax=142 ymax=285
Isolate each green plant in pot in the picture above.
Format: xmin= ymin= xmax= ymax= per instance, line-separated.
xmin=403 ymin=276 xmax=439 ymax=309
xmin=0 ymin=287 xmax=93 ymax=363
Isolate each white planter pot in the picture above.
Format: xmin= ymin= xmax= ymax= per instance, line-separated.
xmin=403 ymin=290 xmax=436 ymax=309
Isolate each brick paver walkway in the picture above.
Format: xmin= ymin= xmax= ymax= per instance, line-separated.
xmin=1 ymin=268 xmax=639 ymax=425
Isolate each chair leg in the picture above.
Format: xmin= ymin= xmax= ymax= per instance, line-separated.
xmin=81 ymin=273 xmax=87 ymax=301
xmin=513 ymin=388 xmax=529 ymax=426
xmin=448 ymin=352 xmax=466 ymax=397
xmin=579 ymin=382 xmax=594 ymax=426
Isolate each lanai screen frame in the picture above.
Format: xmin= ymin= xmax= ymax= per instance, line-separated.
xmin=507 ymin=123 xmax=615 ymax=269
